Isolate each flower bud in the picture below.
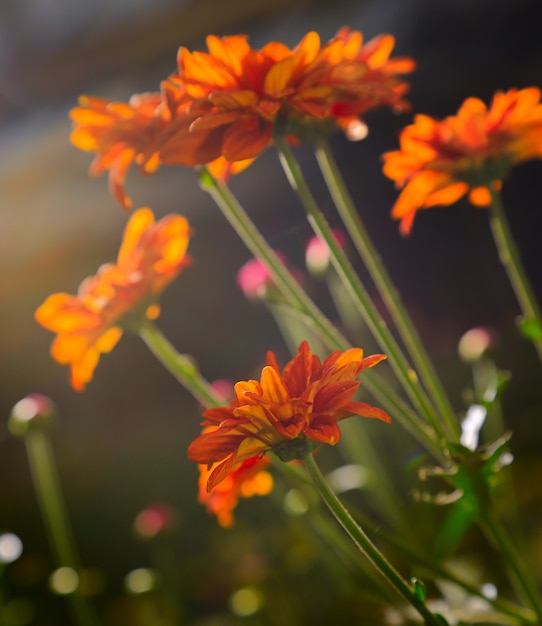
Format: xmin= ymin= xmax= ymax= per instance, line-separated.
xmin=458 ymin=327 xmax=495 ymax=362
xmin=133 ymin=503 xmax=178 ymax=540
xmin=9 ymin=394 xmax=57 ymax=436
xmin=305 ymin=230 xmax=346 ymax=276
xmin=237 ymin=255 xmax=284 ymax=300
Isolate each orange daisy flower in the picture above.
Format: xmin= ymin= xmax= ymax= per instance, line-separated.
xmin=70 ymin=89 xmax=255 ymax=207
xmin=159 ymin=27 xmax=414 ymax=165
xmin=70 ymin=93 xmax=168 ymax=210
xmin=188 ymin=340 xmax=390 ymax=491
xmin=198 ymin=455 xmax=273 ymax=527
xmin=382 ymin=87 xmax=542 ymax=235
xmin=70 ymin=29 xmax=413 ymax=206
xmin=35 ymin=208 xmax=192 ymax=391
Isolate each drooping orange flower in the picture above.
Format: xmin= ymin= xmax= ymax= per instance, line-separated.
xmin=35 ymin=208 xmax=192 ymax=391
xmin=188 ymin=341 xmax=390 ymax=491
xmin=198 ymin=454 xmax=273 ymax=527
xmin=70 ymin=94 xmax=169 ymax=210
xmin=382 ymin=87 xmax=542 ymax=235
xmin=159 ymin=28 xmax=414 ymax=165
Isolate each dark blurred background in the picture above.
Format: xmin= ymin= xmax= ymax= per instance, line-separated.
xmin=1 ymin=0 xmax=542 ymax=624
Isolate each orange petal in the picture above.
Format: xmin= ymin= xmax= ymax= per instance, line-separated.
xmin=468 ymin=186 xmax=492 ymax=207
xmin=108 ymin=148 xmax=136 ymax=210
xmin=222 ymin=118 xmax=272 ymax=161
xmin=263 ymin=57 xmax=295 ymax=96
xmin=70 ymin=346 xmax=101 ymax=392
xmin=259 ymin=366 xmax=289 ymax=405
xmin=346 ymin=401 xmax=392 ymax=423
xmin=391 ymin=172 xmax=457 ymax=219
xmin=35 ymin=294 xmax=100 ymax=332
xmin=95 ymin=326 xmax=123 ymax=353
xmin=117 ymin=208 xmax=155 ymax=265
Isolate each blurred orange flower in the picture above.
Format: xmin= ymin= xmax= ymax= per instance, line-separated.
xmin=160 ymin=28 xmax=414 ymax=165
xmin=35 ymin=208 xmax=192 ymax=391
xmin=70 ymin=94 xmax=168 ymax=210
xmin=198 ymin=455 xmax=273 ymax=527
xmin=382 ymin=87 xmax=542 ymax=235
xmin=188 ymin=341 xmax=390 ymax=491
xmin=70 ymin=29 xmax=413 ymax=205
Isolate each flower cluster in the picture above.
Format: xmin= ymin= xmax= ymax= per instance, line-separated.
xmin=35 ymin=208 xmax=192 ymax=390
xmin=189 ymin=341 xmax=390 ymax=492
xmin=383 ymin=87 xmax=542 ymax=234
xmin=27 ymin=19 xmax=542 ymax=625
xmin=71 ymin=27 xmax=414 ymax=209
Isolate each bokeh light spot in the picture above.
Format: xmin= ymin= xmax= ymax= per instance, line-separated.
xmin=481 ymin=582 xmax=498 ymax=600
xmin=326 ymin=464 xmax=368 ymax=494
xmin=283 ymin=489 xmax=309 ymax=515
xmin=229 ymin=587 xmax=264 ymax=616
xmin=124 ymin=568 xmax=156 ymax=594
xmin=49 ymin=567 xmax=79 ymax=594
xmin=0 ymin=533 xmax=23 ymax=563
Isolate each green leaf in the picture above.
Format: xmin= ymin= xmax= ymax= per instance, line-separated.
xmin=432 ymin=500 xmax=476 ymax=559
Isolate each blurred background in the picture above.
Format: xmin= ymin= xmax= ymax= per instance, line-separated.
xmin=1 ymin=0 xmax=542 ymax=624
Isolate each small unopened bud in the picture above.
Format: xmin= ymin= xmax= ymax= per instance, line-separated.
xmin=305 ymin=230 xmax=346 ymax=276
xmin=209 ymin=379 xmax=234 ymax=403
xmin=9 ymin=394 xmax=57 ymax=436
xmin=458 ymin=327 xmax=495 ymax=362
xmin=133 ymin=503 xmax=178 ymax=540
xmin=237 ymin=255 xmax=284 ymax=300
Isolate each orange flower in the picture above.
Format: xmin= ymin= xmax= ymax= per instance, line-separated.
xmin=70 ymin=93 xmax=168 ymax=210
xmin=188 ymin=341 xmax=390 ymax=491
xmin=382 ymin=87 xmax=542 ymax=235
xmin=70 ymin=29 xmax=413 ymax=205
xmin=35 ymin=208 xmax=192 ymax=391
xmin=159 ymin=28 xmax=414 ymax=165
xmin=198 ymin=455 xmax=273 ymax=527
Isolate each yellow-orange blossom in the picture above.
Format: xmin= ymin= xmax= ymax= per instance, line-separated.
xmin=70 ymin=27 xmax=414 ymax=209
xmin=383 ymin=87 xmax=542 ymax=234
xmin=189 ymin=341 xmax=390 ymax=492
xmin=35 ymin=209 xmax=192 ymax=390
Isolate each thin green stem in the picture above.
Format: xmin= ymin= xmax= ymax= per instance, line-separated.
xmin=304 ymin=453 xmax=447 ymax=626
xmin=198 ymin=168 xmax=444 ymax=459
xmin=25 ymin=431 xmax=100 ymax=626
xmin=138 ymin=321 xmax=222 ymax=408
xmin=480 ymin=512 xmax=542 ymax=622
xmin=276 ymin=138 xmax=447 ymax=441
xmin=198 ymin=167 xmax=348 ymax=351
xmin=488 ymin=188 xmax=542 ymax=362
xmin=316 ymin=141 xmax=459 ymax=440
xmin=281 ymin=460 xmax=534 ymax=624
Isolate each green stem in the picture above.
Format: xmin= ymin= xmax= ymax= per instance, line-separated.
xmin=488 ymin=188 xmax=542 ymax=362
xmin=316 ymin=141 xmax=459 ymax=440
xmin=24 ymin=431 xmax=100 ymax=626
xmin=138 ymin=321 xmax=222 ymax=408
xmin=276 ymin=138 xmax=447 ymax=441
xmin=281 ymin=461 xmax=534 ymax=624
xmin=303 ymin=453 xmax=447 ymax=626
xmin=198 ymin=167 xmax=348 ymax=351
xmin=198 ymin=167 xmax=443 ymax=458
xmin=480 ymin=512 xmax=542 ymax=622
